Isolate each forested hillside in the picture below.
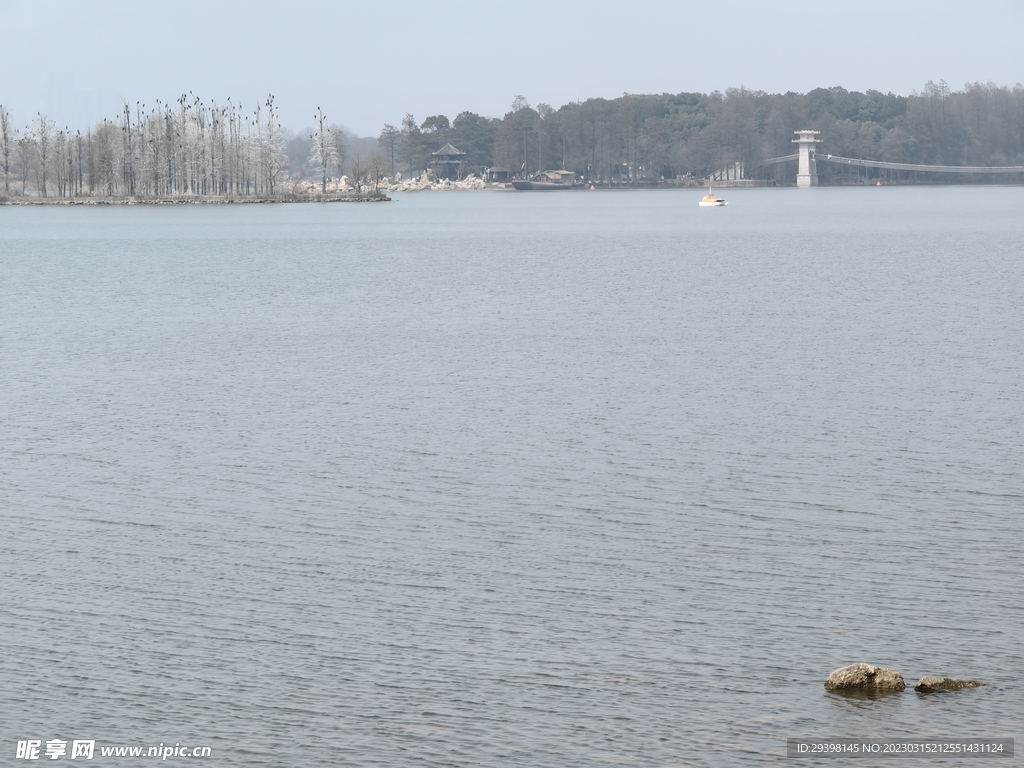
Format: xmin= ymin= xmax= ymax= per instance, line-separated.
xmin=398 ymin=82 xmax=1024 ymax=183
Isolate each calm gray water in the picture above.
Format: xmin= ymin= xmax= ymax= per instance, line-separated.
xmin=2 ymin=187 xmax=1022 ymax=766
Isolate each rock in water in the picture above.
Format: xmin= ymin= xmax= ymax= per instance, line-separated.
xmin=824 ymin=663 xmax=906 ymax=694
xmin=914 ymin=677 xmax=987 ymax=693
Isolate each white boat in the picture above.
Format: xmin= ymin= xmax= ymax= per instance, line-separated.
xmin=698 ymin=185 xmax=727 ymax=206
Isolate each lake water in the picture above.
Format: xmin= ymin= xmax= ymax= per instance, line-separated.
xmin=2 ymin=187 xmax=1022 ymax=766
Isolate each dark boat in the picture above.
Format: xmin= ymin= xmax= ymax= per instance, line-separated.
xmin=511 ymin=170 xmax=579 ymax=190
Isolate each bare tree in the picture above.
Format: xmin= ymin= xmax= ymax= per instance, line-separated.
xmin=16 ymin=134 xmax=33 ymax=195
xmin=121 ymin=101 xmax=136 ymax=195
xmin=55 ymin=127 xmax=69 ymax=197
xmin=308 ymin=107 xmax=337 ymax=193
xmin=0 ymin=105 xmax=13 ymax=195
xmin=378 ymin=124 xmax=400 ymax=177
xmin=75 ymin=130 xmax=83 ymax=196
xmin=349 ymin=154 xmax=369 ymax=193
xmin=369 ymin=152 xmax=387 ymax=192
xmin=31 ymin=114 xmax=55 ymax=197
xmin=94 ymin=119 xmax=119 ymax=196
xmin=261 ymin=95 xmax=288 ymax=195
xmin=330 ymin=124 xmax=348 ymax=181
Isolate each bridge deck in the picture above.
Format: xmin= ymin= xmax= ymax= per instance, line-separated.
xmin=735 ymin=153 xmax=1024 ymax=178
xmin=816 ymin=154 xmax=1024 ymax=174
xmin=747 ymin=154 xmax=798 ymax=168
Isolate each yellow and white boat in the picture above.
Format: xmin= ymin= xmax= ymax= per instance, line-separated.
xmin=698 ymin=185 xmax=727 ymax=206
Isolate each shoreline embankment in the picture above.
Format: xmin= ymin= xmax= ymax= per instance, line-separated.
xmin=0 ymin=193 xmax=391 ymax=206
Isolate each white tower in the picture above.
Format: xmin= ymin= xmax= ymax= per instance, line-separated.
xmin=793 ymin=130 xmax=821 ymax=187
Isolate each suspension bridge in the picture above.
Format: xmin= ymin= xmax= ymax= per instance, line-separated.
xmin=708 ymin=130 xmax=1024 ymax=186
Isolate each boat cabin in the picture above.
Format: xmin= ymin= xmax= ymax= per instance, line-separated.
xmin=533 ymin=170 xmax=576 ymax=184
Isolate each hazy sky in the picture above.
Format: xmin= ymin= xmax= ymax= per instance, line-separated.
xmin=3 ymin=0 xmax=1022 ymax=137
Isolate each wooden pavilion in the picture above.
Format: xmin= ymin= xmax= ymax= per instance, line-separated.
xmin=431 ymin=143 xmax=466 ymax=181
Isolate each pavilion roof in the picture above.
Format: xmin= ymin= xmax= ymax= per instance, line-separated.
xmin=433 ymin=143 xmax=465 ymax=156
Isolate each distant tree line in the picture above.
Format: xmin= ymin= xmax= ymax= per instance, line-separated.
xmin=3 ymin=81 xmax=1023 ymax=198
xmin=391 ymin=80 xmax=1024 ymax=183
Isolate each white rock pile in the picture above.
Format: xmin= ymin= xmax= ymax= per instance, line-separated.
xmin=385 ymin=173 xmax=487 ymax=192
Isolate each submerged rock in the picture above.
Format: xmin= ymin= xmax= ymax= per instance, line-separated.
xmin=824 ymin=663 xmax=906 ymax=694
xmin=914 ymin=677 xmax=987 ymax=693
